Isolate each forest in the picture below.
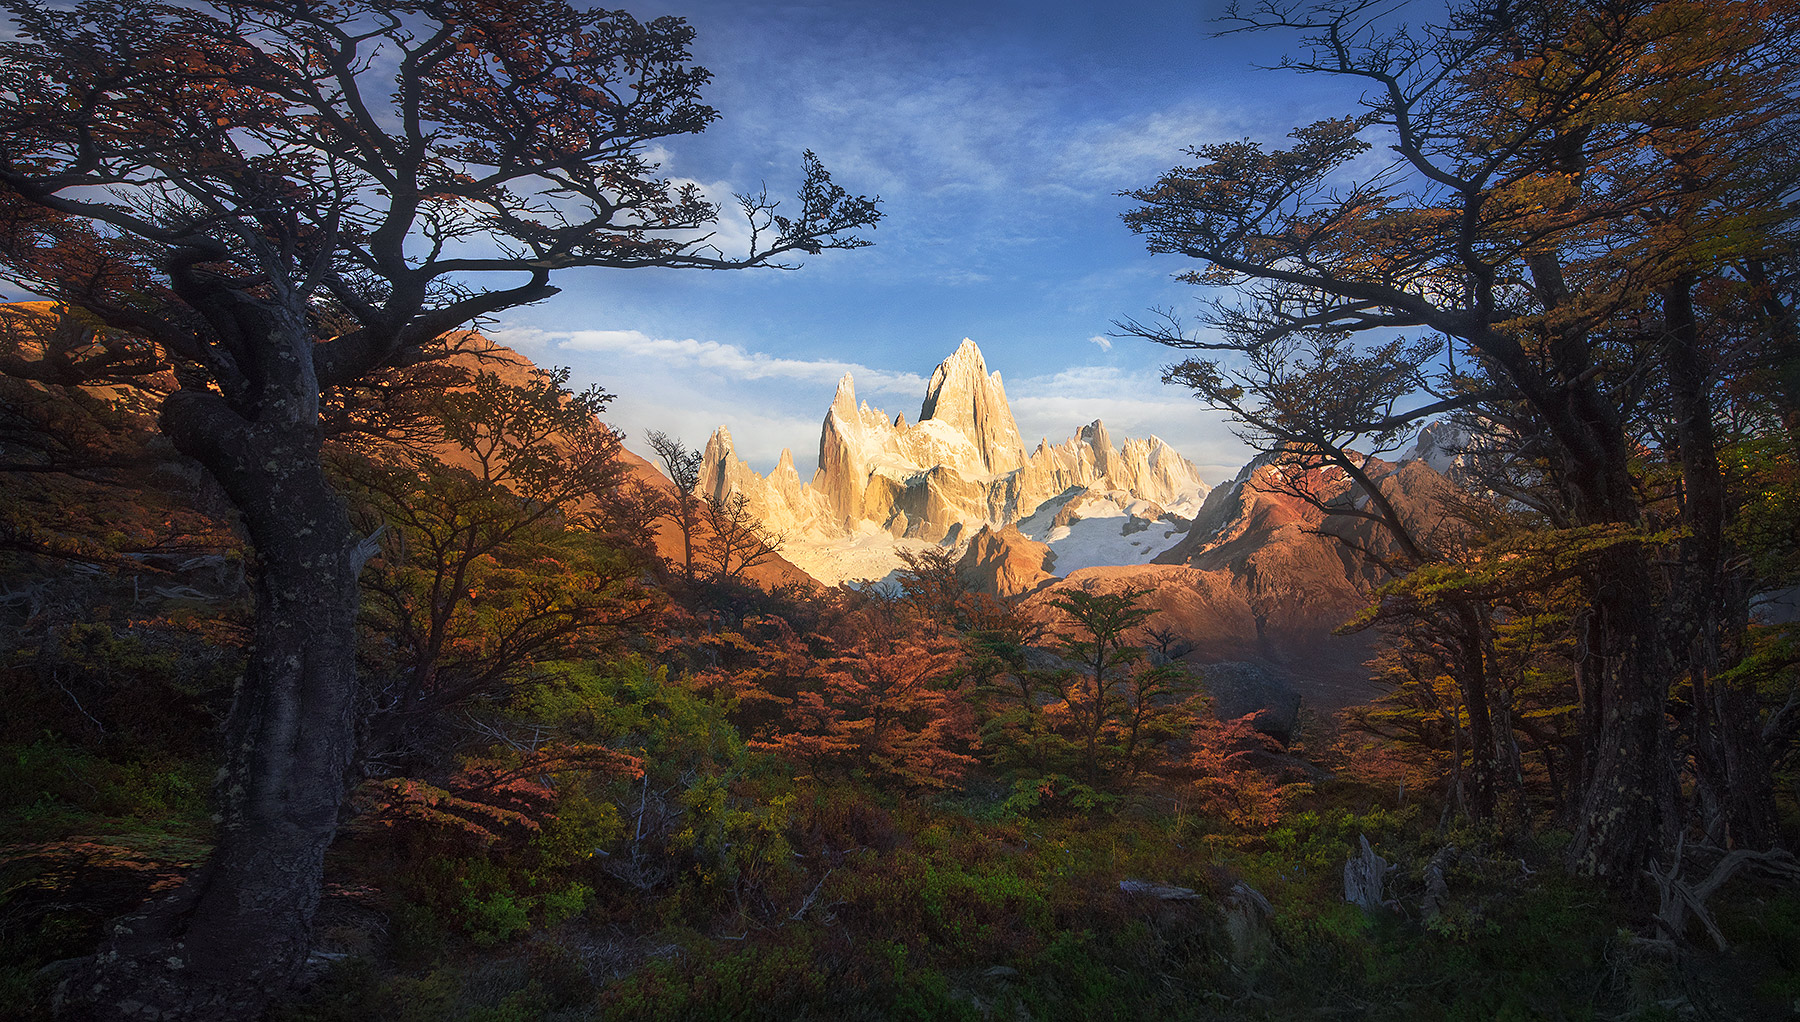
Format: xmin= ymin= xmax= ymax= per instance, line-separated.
xmin=1 ymin=0 xmax=1798 ymax=1020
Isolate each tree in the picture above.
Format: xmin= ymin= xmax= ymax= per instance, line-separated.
xmin=0 ymin=1 xmax=878 ymax=1015
xmin=1122 ymin=0 xmax=1799 ymax=880
xmin=700 ymin=491 xmax=786 ymax=584
xmin=742 ymin=610 xmax=977 ymax=789
xmin=1154 ymin=329 xmax=1522 ymax=822
xmin=1042 ymin=587 xmax=1193 ymax=782
xmin=893 ymin=545 xmax=971 ymax=627
xmin=647 ymin=430 xmax=705 ymax=583
xmin=341 ymin=365 xmax=659 ymax=772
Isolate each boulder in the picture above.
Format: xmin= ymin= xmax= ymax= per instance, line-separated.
xmin=1222 ymin=881 xmax=1273 ymax=962
xmin=1196 ymin=661 xmax=1303 ymax=744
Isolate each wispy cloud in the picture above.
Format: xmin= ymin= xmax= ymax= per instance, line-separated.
xmin=1008 ymin=364 xmax=1250 ymax=483
xmin=1087 ymin=334 xmax=1113 ymax=352
xmin=493 ymin=328 xmax=928 ymax=393
xmin=488 ymin=326 xmax=936 ymax=475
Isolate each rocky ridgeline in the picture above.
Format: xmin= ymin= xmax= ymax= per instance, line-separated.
xmin=697 ymin=339 xmax=1210 ymax=574
xmin=686 ymin=337 xmax=1476 ymax=711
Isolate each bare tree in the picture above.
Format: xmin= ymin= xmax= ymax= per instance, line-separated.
xmin=701 ymin=491 xmax=785 ymax=584
xmin=646 ymin=430 xmax=705 ymax=583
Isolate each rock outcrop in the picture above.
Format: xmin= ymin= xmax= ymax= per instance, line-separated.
xmin=696 ymin=339 xmax=1211 ymax=581
xmin=957 ymin=524 xmax=1056 ymax=599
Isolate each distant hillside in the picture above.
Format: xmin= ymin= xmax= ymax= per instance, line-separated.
xmin=1003 ymin=453 xmax=1467 ymax=711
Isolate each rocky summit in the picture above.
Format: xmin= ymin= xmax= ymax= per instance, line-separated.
xmin=696 ymin=339 xmax=1211 ymax=584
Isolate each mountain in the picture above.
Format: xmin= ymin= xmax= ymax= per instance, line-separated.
xmin=695 ymin=339 xmax=1211 ymax=584
xmin=1005 ymin=452 xmax=1468 ymax=710
xmin=685 ymin=336 xmax=1475 ymax=710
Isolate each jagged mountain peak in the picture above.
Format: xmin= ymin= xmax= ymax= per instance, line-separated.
xmin=915 ymin=337 xmax=1026 ymax=476
xmin=699 ymin=337 xmax=1212 ymax=583
xmin=829 ymin=372 xmax=857 ymax=419
xmin=923 ymin=337 xmax=990 ymax=389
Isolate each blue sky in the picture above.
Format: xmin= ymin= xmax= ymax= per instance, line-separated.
xmin=491 ymin=0 xmax=1370 ymax=483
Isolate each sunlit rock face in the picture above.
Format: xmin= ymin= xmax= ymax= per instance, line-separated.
xmin=695 ymin=338 xmax=1212 ymax=582
xmin=957 ymin=523 xmax=1056 ymax=599
xmin=1007 ymin=446 xmax=1471 ymax=711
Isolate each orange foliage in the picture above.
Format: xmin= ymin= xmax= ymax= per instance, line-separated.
xmin=704 ymin=609 xmax=979 ymax=789
xmin=752 ymin=634 xmax=977 ymax=788
xmin=1187 ymin=713 xmax=1312 ymax=830
xmin=357 ymin=743 xmax=640 ymax=846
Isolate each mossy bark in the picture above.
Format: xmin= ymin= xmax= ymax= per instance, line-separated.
xmin=54 ymin=308 xmax=365 ymax=1021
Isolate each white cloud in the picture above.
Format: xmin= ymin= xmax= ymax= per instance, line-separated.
xmin=488 ymin=326 xmax=933 ymax=475
xmin=493 ymin=327 xmax=927 ymax=393
xmin=1052 ymin=103 xmax=1240 ymax=190
xmin=1087 ymin=334 xmax=1113 ymax=352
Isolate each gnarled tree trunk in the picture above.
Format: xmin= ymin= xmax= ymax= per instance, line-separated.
xmin=55 ymin=315 xmax=366 ymax=1021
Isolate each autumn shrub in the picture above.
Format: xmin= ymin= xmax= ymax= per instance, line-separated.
xmin=788 ymin=780 xmax=903 ymax=855
xmin=597 ymin=930 xmax=831 ymax=1022
xmin=350 ymin=716 xmax=640 ymax=948
xmin=0 ymin=738 xmax=211 ymax=844
xmin=722 ymin=610 xmax=979 ymax=791
xmin=1187 ymin=714 xmax=1313 ymax=830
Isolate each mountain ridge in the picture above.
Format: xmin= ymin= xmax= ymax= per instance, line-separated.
xmin=696 ymin=339 xmax=1211 ymax=583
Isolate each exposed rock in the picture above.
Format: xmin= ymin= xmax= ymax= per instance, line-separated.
xmin=958 ymin=524 xmax=1056 ymax=599
xmin=1118 ymin=880 xmax=1201 ymax=900
xmin=916 ymin=337 xmax=1028 ymax=477
xmin=1050 ymin=499 xmax=1085 ymax=530
xmin=1196 ymin=662 xmax=1303 ymax=745
xmin=1222 ymin=881 xmax=1274 ymax=962
xmin=694 ymin=338 xmax=1211 ymax=583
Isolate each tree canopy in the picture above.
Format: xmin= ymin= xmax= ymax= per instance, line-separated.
xmin=1124 ymin=0 xmax=1800 ymax=880
xmin=0 ymin=1 xmax=878 ymax=1016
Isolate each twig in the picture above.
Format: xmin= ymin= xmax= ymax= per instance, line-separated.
xmin=791 ymin=867 xmax=836 ymax=921
xmin=56 ymin=676 xmax=105 ymax=737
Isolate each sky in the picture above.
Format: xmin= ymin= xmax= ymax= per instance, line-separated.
xmin=485 ymin=0 xmax=1376 ymax=483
